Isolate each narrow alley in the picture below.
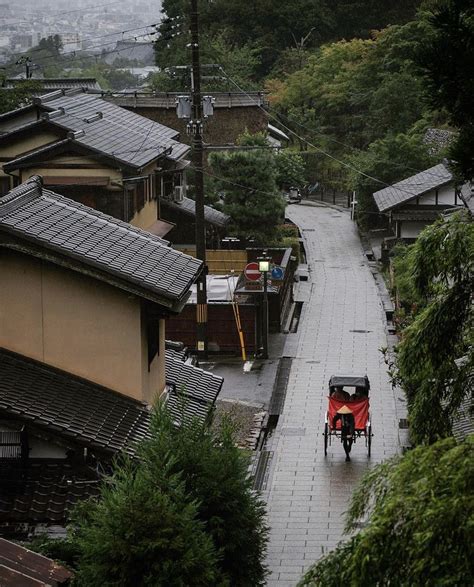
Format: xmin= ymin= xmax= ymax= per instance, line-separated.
xmin=264 ymin=203 xmax=404 ymax=586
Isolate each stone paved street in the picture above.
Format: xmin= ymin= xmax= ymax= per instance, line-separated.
xmin=264 ymin=204 xmax=404 ymax=586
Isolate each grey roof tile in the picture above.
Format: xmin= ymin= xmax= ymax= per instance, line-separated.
xmin=161 ymin=196 xmax=230 ymax=227
xmin=165 ymin=352 xmax=223 ymax=425
xmin=0 ymin=349 xmax=151 ymax=456
xmin=27 ymin=90 xmax=190 ymax=168
xmin=373 ymin=163 xmax=453 ymax=212
xmin=0 ymin=177 xmax=203 ymax=305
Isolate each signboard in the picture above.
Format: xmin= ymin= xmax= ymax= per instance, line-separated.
xmin=244 ymin=262 xmax=261 ymax=281
xmin=245 ymin=281 xmax=263 ymax=291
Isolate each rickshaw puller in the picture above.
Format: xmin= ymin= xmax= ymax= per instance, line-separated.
xmin=332 ymin=405 xmax=355 ymax=461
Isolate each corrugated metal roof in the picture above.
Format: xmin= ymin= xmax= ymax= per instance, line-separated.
xmin=373 ymin=163 xmax=453 ymax=212
xmin=161 ymin=196 xmax=230 ymax=227
xmin=0 ymin=349 xmax=152 ymax=456
xmin=34 ymin=90 xmax=189 ymax=168
xmin=0 ymin=177 xmax=203 ymax=306
xmin=0 ymin=538 xmax=74 ymax=585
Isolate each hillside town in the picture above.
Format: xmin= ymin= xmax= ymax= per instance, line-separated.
xmin=0 ymin=1 xmax=472 ymax=586
xmin=0 ymin=0 xmax=159 ymax=67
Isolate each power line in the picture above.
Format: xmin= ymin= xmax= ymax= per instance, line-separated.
xmin=218 ymin=67 xmax=442 ymax=201
xmin=3 ymin=31 xmax=158 ymax=75
xmin=7 ymin=24 xmax=159 ymax=63
xmin=4 ymin=1 xmax=125 ymax=26
xmin=272 ymin=108 xmax=450 ymax=180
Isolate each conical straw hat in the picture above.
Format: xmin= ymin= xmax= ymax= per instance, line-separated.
xmin=337 ymin=405 xmax=353 ymax=414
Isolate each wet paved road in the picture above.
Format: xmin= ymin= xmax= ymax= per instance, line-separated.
xmin=263 ymin=204 xmax=403 ymax=586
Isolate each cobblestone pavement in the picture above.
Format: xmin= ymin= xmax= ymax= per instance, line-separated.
xmin=264 ymin=204 xmax=404 ymax=586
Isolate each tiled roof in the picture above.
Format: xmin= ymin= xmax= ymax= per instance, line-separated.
xmin=161 ymin=196 xmax=230 ymax=228
xmin=165 ymin=341 xmax=188 ymax=362
xmin=165 ymin=353 xmax=223 ymax=425
xmin=0 ymin=349 xmax=151 ymax=456
xmin=0 ymin=177 xmax=203 ymax=308
xmin=5 ymin=77 xmax=102 ymax=91
xmin=104 ymin=91 xmax=269 ymax=109
xmin=460 ymin=185 xmax=474 ymax=216
xmin=0 ymin=461 xmax=100 ymax=528
xmin=34 ymin=90 xmax=189 ymax=167
xmin=0 ymin=537 xmax=74 ymax=584
xmin=373 ymin=163 xmax=453 ymax=212
xmin=451 ymin=396 xmax=474 ymax=442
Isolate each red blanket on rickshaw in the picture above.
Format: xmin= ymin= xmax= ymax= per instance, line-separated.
xmin=328 ymin=397 xmax=369 ymax=430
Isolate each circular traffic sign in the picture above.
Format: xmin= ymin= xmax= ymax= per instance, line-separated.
xmin=244 ymin=262 xmax=262 ymax=281
xmin=271 ymin=266 xmax=284 ymax=280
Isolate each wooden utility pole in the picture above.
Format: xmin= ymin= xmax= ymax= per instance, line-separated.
xmin=190 ymin=0 xmax=208 ymax=359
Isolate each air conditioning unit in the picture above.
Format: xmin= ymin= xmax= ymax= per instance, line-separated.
xmin=173 ymin=185 xmax=185 ymax=203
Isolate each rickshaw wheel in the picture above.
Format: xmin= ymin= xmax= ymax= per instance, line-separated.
xmin=367 ymin=425 xmax=372 ymax=457
xmin=324 ymin=423 xmax=328 ymax=456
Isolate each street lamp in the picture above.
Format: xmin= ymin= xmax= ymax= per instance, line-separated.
xmin=257 ymin=254 xmax=271 ymax=359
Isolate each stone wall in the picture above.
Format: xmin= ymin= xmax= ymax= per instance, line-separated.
xmin=123 ymin=105 xmax=268 ymax=147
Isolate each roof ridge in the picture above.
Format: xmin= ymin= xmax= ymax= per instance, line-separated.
xmin=168 ymin=354 xmax=223 ymax=383
xmin=0 ymin=176 xmax=42 ymax=217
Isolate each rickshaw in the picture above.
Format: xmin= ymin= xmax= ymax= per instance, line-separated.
xmin=323 ymin=375 xmax=372 ymax=457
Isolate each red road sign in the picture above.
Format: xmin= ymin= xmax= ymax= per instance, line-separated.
xmin=244 ymin=262 xmax=262 ymax=281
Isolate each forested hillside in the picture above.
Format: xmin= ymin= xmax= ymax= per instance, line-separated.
xmin=154 ymin=0 xmax=473 ymax=225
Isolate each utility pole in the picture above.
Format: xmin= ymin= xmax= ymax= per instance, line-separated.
xmin=190 ymin=0 xmax=208 ymax=359
xmin=16 ymin=56 xmax=32 ymax=79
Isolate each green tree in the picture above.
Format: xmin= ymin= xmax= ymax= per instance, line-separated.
xmin=275 ymin=150 xmax=306 ymax=189
xmin=140 ymin=404 xmax=269 ymax=586
xmin=348 ymin=132 xmax=435 ymax=228
xmin=393 ymin=211 xmax=473 ymax=444
xmin=38 ymin=34 xmax=63 ymax=56
xmin=56 ymin=405 xmax=268 ymax=586
xmin=209 ymin=148 xmax=285 ymax=242
xmin=0 ymin=80 xmax=41 ymax=114
xmin=300 ymin=435 xmax=474 ymax=586
xmin=71 ymin=459 xmax=218 ymax=586
xmin=156 ymin=0 xmax=421 ymax=78
xmin=418 ymin=0 xmax=474 ymax=180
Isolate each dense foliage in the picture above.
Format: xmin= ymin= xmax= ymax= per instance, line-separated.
xmin=392 ymin=212 xmax=473 ymax=444
xmin=51 ymin=405 xmax=268 ymax=586
xmin=156 ymin=0 xmax=422 ymax=77
xmin=208 ymin=147 xmax=286 ymax=242
xmin=71 ymin=460 xmax=218 ymax=586
xmin=0 ymin=80 xmax=41 ymax=114
xmin=267 ymin=16 xmax=443 ymax=223
xmin=300 ymin=436 xmax=474 ymax=586
xmin=418 ymin=0 xmax=474 ymax=180
xmin=348 ymin=132 xmax=435 ymax=227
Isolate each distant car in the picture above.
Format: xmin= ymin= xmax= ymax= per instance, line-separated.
xmin=284 ymin=186 xmax=301 ymax=203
